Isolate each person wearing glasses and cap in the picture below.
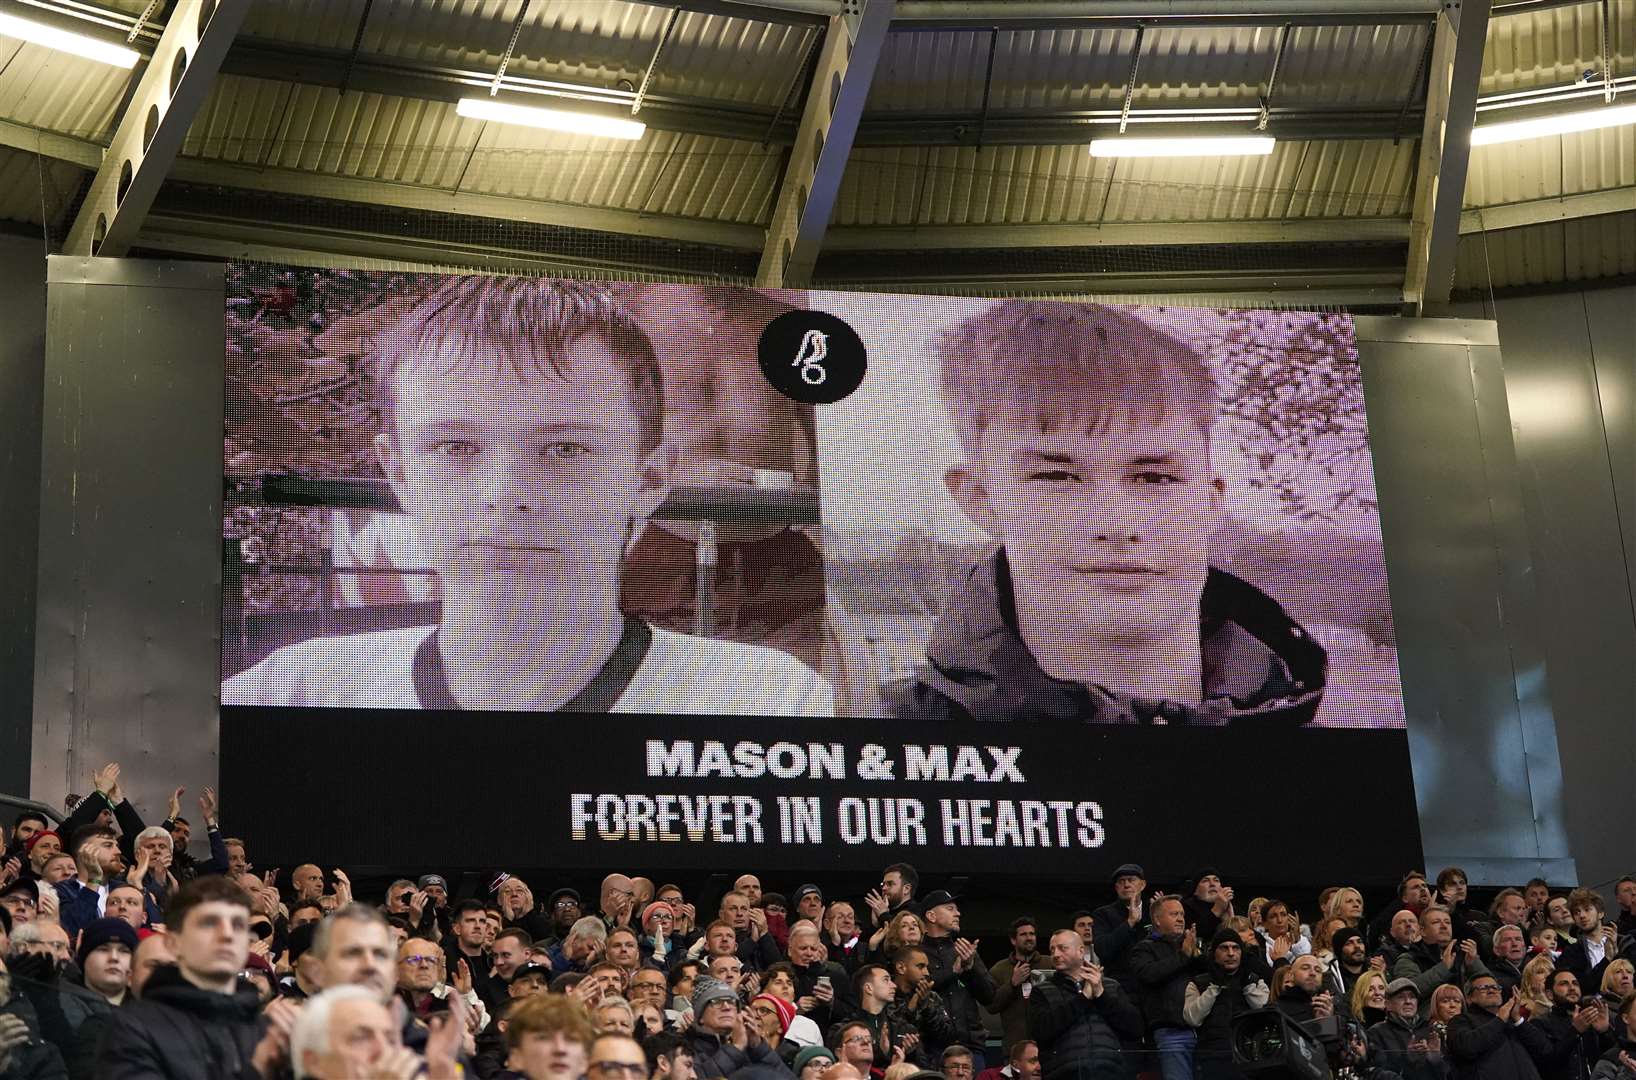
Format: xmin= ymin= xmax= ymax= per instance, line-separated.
xmin=1446 ymin=975 xmax=1550 ymax=1080
xmin=683 ymin=977 xmax=793 ymax=1079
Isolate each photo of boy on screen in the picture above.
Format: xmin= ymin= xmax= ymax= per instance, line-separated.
xmin=223 ymin=276 xmax=833 ymax=715
xmin=883 ymin=300 xmax=1327 ymax=725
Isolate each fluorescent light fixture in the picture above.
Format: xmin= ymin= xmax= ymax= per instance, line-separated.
xmin=456 ymin=97 xmax=645 ymax=140
xmin=1089 ymin=135 xmax=1276 ymax=158
xmin=0 ymin=11 xmax=139 ymax=67
xmin=1471 ymin=101 xmax=1636 ymax=146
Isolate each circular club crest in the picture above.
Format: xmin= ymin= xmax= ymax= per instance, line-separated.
xmin=757 ymin=309 xmax=867 ymax=405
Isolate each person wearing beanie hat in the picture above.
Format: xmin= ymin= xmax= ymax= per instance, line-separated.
xmin=24 ymin=829 xmax=62 ymax=876
xmin=683 ymin=975 xmax=789 ymax=1079
xmin=794 ymin=1044 xmax=837 ymax=1077
xmin=1183 ymin=870 xmax=1234 ymax=943
xmin=642 ymin=901 xmax=685 ymax=965
xmin=1184 ymin=925 xmax=1269 ymax=1080
xmin=75 ymin=916 xmax=139 ymax=1004
xmin=750 ymin=992 xmax=797 ymax=1043
xmin=1323 ymin=926 xmax=1375 ymax=1006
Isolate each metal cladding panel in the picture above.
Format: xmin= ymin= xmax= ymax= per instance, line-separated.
xmin=0 ymin=42 xmax=128 ymax=137
xmin=1456 ymin=210 xmax=1636 ymax=291
xmin=835 ymin=137 xmax=1416 ymax=227
xmin=867 ymin=21 xmax=1432 ymax=113
xmin=240 ymin=0 xmax=809 ymax=109
xmin=32 ymin=257 xmax=226 ymax=845
xmin=0 ymin=145 xmax=85 ymax=227
xmin=181 ymin=75 xmax=782 ymax=224
xmin=1466 ymin=126 xmax=1636 ymax=207
xmin=1445 ymin=288 xmax=1636 ymax=889
xmin=1355 ymin=318 xmax=1574 ymax=884
xmin=1482 ymin=1 xmax=1636 ymax=96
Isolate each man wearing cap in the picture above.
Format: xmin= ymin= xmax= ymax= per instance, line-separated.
xmin=684 ymin=977 xmax=793 ymax=1079
xmin=921 ymin=891 xmax=995 ymax=1067
xmin=988 ymin=917 xmax=1045 ymax=1056
xmin=1367 ymin=979 xmax=1442 ymax=1080
xmin=1184 ymin=929 xmax=1269 ymax=1080
xmin=24 ymin=830 xmax=62 ymax=881
xmin=0 ymin=879 xmax=38 ymax=927
xmin=419 ymin=873 xmax=452 ymax=934
xmin=1091 ymin=864 xmax=1151 ymax=986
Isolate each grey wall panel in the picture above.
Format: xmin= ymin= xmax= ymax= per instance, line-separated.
xmin=1478 ymin=290 xmax=1635 ymax=889
xmin=31 ymin=256 xmax=225 ymax=847
xmin=1356 ymin=317 xmax=1574 ymax=885
xmin=1581 ymin=289 xmax=1635 ymax=616
xmin=0 ymin=234 xmax=47 ymax=797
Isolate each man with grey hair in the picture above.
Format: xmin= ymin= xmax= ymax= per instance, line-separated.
xmin=129 ymin=824 xmax=177 ymax=926
xmin=549 ymin=915 xmax=610 ymax=974
xmin=291 ymin=984 xmax=420 ymax=1079
xmin=312 ymin=904 xmax=397 ymax=1004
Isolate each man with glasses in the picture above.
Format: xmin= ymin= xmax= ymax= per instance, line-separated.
xmin=593 ymin=1033 xmax=656 ymax=1080
xmin=834 ymin=1020 xmax=879 ymax=1077
xmin=1447 ymin=976 xmax=1549 ymax=1080
xmin=631 ymin=967 xmax=671 ymax=1013
xmin=684 ymin=978 xmax=791 ymax=1078
xmin=544 ymin=888 xmax=586 ymax=949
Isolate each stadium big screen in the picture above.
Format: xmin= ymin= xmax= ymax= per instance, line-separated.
xmin=220 ymin=265 xmax=1421 ymax=881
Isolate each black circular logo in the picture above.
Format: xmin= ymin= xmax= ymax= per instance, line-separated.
xmin=757 ymin=309 xmax=867 ymax=405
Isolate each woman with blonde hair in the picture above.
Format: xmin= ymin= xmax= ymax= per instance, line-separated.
xmin=1601 ymin=958 xmax=1634 ymax=1002
xmin=1350 ymin=970 xmax=1389 ymax=1027
xmin=1327 ymin=888 xmax=1365 ymax=928
xmin=1519 ymin=953 xmax=1556 ymax=1019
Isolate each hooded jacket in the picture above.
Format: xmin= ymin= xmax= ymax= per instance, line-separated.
xmin=885 ymin=552 xmax=1326 ymax=726
xmin=93 ymin=963 xmax=266 ymax=1080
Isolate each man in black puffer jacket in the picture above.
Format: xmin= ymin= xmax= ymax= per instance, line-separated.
xmin=1128 ymin=897 xmax=1204 ymax=1080
xmin=95 ymin=877 xmax=296 ymax=1080
xmin=1368 ymin=979 xmax=1445 ymax=1080
xmin=1184 ymin=929 xmax=1270 ymax=1080
xmin=1027 ymin=929 xmax=1143 ymax=1080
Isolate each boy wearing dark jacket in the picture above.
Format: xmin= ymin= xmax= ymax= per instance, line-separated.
xmin=885 ymin=300 xmax=1326 ymax=728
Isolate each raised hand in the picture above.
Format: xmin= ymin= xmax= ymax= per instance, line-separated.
xmin=36 ymin=885 xmax=59 ymax=922
xmin=0 ymin=856 xmax=20 ymax=889
xmin=168 ymin=787 xmax=185 ymax=821
xmin=453 ymin=957 xmax=473 ymax=997
xmin=332 ymin=869 xmax=352 ymax=906
xmin=953 ymin=937 xmax=979 ymax=973
xmin=369 ymin=1047 xmax=426 ymax=1080
xmin=1181 ymin=926 xmax=1198 ymax=957
xmin=865 ymin=889 xmax=890 ymax=919
xmin=1127 ymin=895 xmax=1142 ymax=925
xmin=1011 ymin=959 xmax=1031 ymax=987
xmin=198 ymin=786 xmax=218 ymax=826
xmin=128 ymin=849 xmax=152 ymax=886
xmin=1082 ymin=961 xmax=1104 ymax=999
xmin=1312 ymin=992 xmax=1335 ymax=1019
xmin=93 ymin=763 xmax=121 ymax=800
xmin=251 ymin=997 xmax=300 ymax=1075
xmin=425 ymin=997 xmax=465 ymax=1077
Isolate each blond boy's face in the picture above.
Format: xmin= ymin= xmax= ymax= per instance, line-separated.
xmin=948 ymin=410 xmax=1223 ymax=646
xmin=376 ymin=335 xmax=668 ymax=606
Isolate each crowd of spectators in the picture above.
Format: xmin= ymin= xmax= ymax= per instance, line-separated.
xmin=2 ymin=765 xmax=1633 ymax=1080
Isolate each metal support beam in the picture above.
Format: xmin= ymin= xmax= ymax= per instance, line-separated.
xmin=756 ymin=0 xmax=896 ymax=287
xmin=1257 ymin=24 xmax=1291 ymax=130
xmin=63 ymin=0 xmax=252 ymax=257
xmin=825 ymin=215 xmax=1413 ymax=250
xmin=633 ymin=7 xmax=683 ymax=114
xmin=1402 ymin=0 xmax=1490 ymax=314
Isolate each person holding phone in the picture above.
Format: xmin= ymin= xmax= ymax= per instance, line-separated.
xmin=1026 ymin=929 xmax=1142 ymax=1080
xmin=1529 ymin=970 xmax=1615 ymax=1080
xmin=988 ymin=918 xmax=1046 ymax=1056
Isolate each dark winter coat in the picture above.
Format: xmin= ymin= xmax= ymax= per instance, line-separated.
xmin=884 ymin=552 xmax=1326 ymax=727
xmin=681 ymin=1025 xmax=794 ymax=1080
xmin=1026 ymin=971 xmax=1144 ymax=1080
xmin=92 ymin=964 xmax=265 ymax=1079
xmin=922 ymin=933 xmax=997 ymax=1055
xmin=1128 ymin=934 xmax=1202 ymax=1031
xmin=1446 ymin=1004 xmax=1550 ymax=1080
xmin=1527 ymin=1005 xmax=1616 ymax=1080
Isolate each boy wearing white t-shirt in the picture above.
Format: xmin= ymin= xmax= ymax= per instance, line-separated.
xmin=224 ymin=276 xmax=831 ymax=716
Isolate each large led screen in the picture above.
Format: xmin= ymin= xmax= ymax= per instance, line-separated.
xmin=220 ymin=266 xmax=1420 ymax=881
